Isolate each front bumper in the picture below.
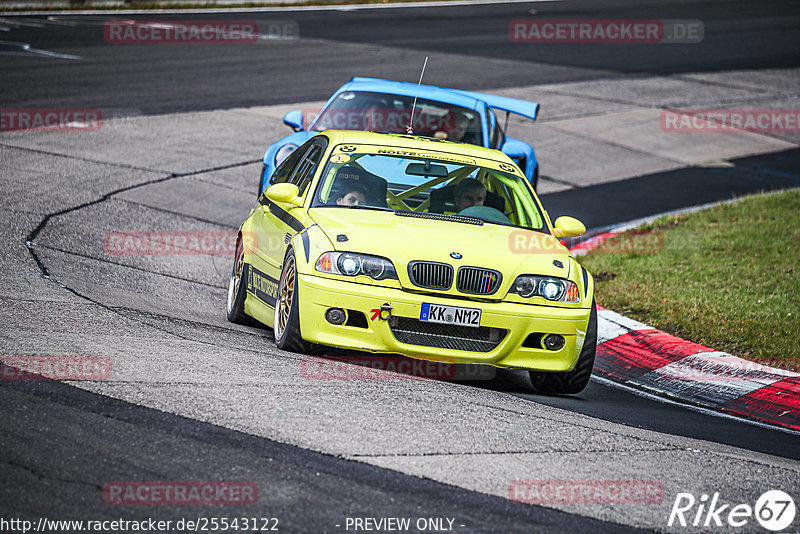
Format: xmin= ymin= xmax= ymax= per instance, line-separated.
xmin=297 ymin=273 xmax=592 ymax=372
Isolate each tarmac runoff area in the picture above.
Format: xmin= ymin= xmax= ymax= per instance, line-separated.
xmin=2 ymin=67 xmax=799 ymax=531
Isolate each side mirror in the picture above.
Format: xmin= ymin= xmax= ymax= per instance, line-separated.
xmin=265 ymin=183 xmax=303 ymax=208
xmin=553 ymin=216 xmax=586 ymax=238
xmin=283 ymin=110 xmax=304 ymax=132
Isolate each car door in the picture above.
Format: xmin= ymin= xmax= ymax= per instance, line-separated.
xmin=250 ymin=137 xmax=327 ymax=307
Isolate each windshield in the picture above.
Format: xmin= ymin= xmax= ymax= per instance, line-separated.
xmin=311 ymin=145 xmax=546 ymax=231
xmin=310 ymin=91 xmax=483 ymax=146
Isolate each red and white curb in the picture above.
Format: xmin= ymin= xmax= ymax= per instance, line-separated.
xmin=568 ymin=201 xmax=799 ymax=432
xmin=593 ymin=306 xmax=799 ymax=432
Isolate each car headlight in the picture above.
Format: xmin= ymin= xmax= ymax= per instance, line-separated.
xmin=315 ymin=252 xmax=398 ymax=281
xmin=274 ymin=143 xmax=298 ymax=166
xmin=511 ymin=275 xmax=580 ymax=303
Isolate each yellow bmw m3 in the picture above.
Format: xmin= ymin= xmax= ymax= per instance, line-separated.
xmin=227 ymin=131 xmax=596 ymax=394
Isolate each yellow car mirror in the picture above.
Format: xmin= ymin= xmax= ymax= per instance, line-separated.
xmin=553 ymin=216 xmax=586 ymax=238
xmin=266 ymin=183 xmax=303 ymax=207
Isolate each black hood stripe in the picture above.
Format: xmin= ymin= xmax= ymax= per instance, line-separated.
xmin=266 ymin=199 xmax=305 ymax=233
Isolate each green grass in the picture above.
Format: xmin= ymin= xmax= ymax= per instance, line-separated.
xmin=579 ymin=189 xmax=800 ymax=369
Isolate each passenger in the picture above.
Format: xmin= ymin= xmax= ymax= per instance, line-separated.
xmin=453 ymin=178 xmax=486 ymax=212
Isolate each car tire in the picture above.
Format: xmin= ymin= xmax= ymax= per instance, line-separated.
xmin=274 ymin=248 xmax=315 ymax=353
xmin=529 ymin=301 xmax=597 ymax=394
xmin=226 ymin=234 xmax=254 ymax=325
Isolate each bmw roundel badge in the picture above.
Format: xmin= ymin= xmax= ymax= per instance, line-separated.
xmin=450 ymin=252 xmax=462 ymax=259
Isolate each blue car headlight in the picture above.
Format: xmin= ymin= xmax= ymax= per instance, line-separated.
xmin=315 ymin=252 xmax=398 ymax=281
xmin=275 ymin=143 xmax=298 ymax=166
xmin=511 ymin=275 xmax=579 ymax=303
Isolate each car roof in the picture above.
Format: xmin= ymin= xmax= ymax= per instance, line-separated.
xmin=318 ymin=130 xmax=517 ymax=165
xmin=342 ymin=77 xmax=539 ymax=121
xmin=340 ymin=78 xmax=482 ymax=110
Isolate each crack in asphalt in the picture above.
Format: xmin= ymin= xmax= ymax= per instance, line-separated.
xmin=4 ymin=459 xmax=104 ymax=491
xmin=23 ymin=157 xmax=260 ymax=346
xmin=25 ymin=176 xmax=178 ymax=280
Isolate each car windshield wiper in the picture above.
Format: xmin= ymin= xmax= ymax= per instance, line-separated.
xmin=394 ymin=210 xmax=484 ymax=226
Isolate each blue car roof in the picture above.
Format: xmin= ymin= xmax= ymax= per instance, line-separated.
xmin=344 ymin=77 xmax=539 ymax=121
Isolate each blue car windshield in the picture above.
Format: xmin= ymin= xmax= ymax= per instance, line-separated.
xmin=311 ymin=148 xmax=546 ymax=231
xmin=309 ymin=91 xmax=483 ymax=146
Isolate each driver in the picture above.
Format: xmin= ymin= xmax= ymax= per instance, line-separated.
xmin=435 ymin=112 xmax=471 ymax=142
xmin=335 ymin=185 xmax=368 ymax=206
xmin=453 ymin=178 xmax=486 ymax=212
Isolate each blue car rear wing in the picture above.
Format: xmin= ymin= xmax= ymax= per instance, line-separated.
xmin=348 ymin=76 xmax=539 ymax=121
xmin=448 ymin=90 xmax=539 ymax=122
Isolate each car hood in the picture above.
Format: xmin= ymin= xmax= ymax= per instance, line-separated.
xmin=308 ymin=208 xmax=572 ymax=295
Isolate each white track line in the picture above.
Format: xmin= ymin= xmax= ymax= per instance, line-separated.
xmin=0 ymin=39 xmax=82 ymax=59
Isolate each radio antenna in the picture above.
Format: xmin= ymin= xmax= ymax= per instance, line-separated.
xmin=406 ymin=56 xmax=428 ymax=135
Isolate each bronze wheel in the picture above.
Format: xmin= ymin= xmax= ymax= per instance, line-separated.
xmin=273 ymin=249 xmax=315 ymax=353
xmin=275 ymin=253 xmax=296 ymax=340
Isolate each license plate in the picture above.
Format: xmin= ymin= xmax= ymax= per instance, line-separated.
xmin=420 ymin=302 xmax=481 ymax=328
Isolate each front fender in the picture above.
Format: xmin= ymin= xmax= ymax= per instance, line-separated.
xmin=575 ymin=261 xmax=594 ymax=309
xmin=290 ymin=224 xmax=334 ymax=275
xmin=238 ymin=216 xmax=258 ymax=265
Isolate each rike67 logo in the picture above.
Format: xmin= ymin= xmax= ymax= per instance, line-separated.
xmin=668 ymin=490 xmax=795 ymax=531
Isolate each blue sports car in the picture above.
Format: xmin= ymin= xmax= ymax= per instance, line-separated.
xmin=258 ymin=77 xmax=541 ymax=194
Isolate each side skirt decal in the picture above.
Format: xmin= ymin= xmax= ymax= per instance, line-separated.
xmin=246 ymin=264 xmax=278 ymax=307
